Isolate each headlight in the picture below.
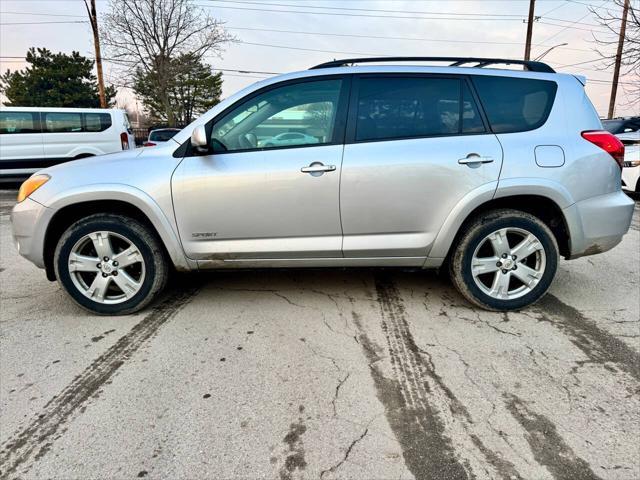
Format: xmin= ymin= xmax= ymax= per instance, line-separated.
xmin=17 ymin=174 xmax=50 ymax=203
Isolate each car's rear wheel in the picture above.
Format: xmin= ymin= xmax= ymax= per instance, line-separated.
xmin=54 ymin=214 xmax=169 ymax=315
xmin=449 ymin=209 xmax=558 ymax=311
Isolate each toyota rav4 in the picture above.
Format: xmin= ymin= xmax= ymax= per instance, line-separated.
xmin=11 ymin=57 xmax=635 ymax=315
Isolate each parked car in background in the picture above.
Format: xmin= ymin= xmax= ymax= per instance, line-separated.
xmin=0 ymin=107 xmax=135 ymax=180
xmin=617 ymin=131 xmax=640 ymax=193
xmin=11 ymin=57 xmax=635 ymax=315
xmin=143 ymin=128 xmax=181 ymax=147
xmin=258 ymin=132 xmax=319 ymax=148
xmin=602 ymin=116 xmax=640 ymax=135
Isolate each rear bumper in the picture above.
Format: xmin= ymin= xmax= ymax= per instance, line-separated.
xmin=10 ymin=197 xmax=52 ymax=269
xmin=564 ymin=191 xmax=635 ymax=259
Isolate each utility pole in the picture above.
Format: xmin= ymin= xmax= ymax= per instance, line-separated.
xmin=524 ymin=0 xmax=536 ymax=61
xmin=84 ymin=0 xmax=107 ymax=108
xmin=608 ymin=0 xmax=630 ymax=119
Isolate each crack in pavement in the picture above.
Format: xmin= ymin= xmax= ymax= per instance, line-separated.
xmin=319 ymin=427 xmax=369 ymax=479
xmin=331 ymin=373 xmax=351 ymax=417
xmin=0 ymin=284 xmax=200 ymax=479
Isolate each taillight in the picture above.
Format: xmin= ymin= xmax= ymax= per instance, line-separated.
xmin=120 ymin=132 xmax=130 ymax=150
xmin=143 ymin=141 xmax=156 ymax=147
xmin=581 ymin=130 xmax=625 ymax=168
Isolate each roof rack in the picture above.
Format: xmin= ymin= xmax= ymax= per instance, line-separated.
xmin=310 ymin=57 xmax=555 ymax=73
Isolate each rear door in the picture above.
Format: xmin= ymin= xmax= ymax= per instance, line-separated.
xmin=340 ymin=74 xmax=503 ymax=259
xmin=0 ymin=111 xmax=44 ymax=174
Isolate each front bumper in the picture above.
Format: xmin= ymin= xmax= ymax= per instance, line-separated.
xmin=564 ymin=190 xmax=635 ymax=259
xmin=10 ymin=197 xmax=53 ymax=269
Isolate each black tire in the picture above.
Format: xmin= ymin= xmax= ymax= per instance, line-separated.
xmin=54 ymin=214 xmax=169 ymax=315
xmin=449 ymin=209 xmax=558 ymax=311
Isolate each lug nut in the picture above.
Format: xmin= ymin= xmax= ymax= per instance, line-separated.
xmin=103 ymin=256 xmax=109 ymax=261
xmin=113 ymin=261 xmax=119 ymax=267
xmin=102 ymin=273 xmax=108 ymax=278
xmin=512 ymin=255 xmax=517 ymax=261
xmin=502 ymin=269 xmax=508 ymax=274
xmin=113 ymin=271 xmax=118 ymax=276
xmin=496 ymin=262 xmax=502 ymax=267
xmin=513 ymin=265 xmax=518 ymax=270
xmin=502 ymin=253 xmax=508 ymax=258
xmin=97 ymin=263 xmax=102 ymax=269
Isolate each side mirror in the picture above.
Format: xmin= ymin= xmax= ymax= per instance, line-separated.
xmin=190 ymin=125 xmax=209 ymax=154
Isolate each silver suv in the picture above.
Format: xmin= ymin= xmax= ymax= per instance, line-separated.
xmin=11 ymin=57 xmax=635 ymax=315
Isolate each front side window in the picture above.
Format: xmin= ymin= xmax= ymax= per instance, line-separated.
xmin=355 ymin=77 xmax=461 ymax=142
xmin=472 ymin=76 xmax=558 ymax=133
xmin=44 ymin=113 xmax=82 ymax=133
xmin=0 ymin=112 xmax=39 ymax=134
xmin=210 ymin=79 xmax=343 ymax=153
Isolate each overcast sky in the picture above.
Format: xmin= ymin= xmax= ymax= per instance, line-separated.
xmin=0 ymin=0 xmax=638 ymax=118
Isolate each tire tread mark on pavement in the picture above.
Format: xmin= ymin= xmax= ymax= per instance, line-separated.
xmin=0 ymin=285 xmax=199 ymax=479
xmin=537 ymin=294 xmax=640 ymax=382
xmin=505 ymin=394 xmax=603 ymax=480
xmin=355 ymin=275 xmax=471 ymax=480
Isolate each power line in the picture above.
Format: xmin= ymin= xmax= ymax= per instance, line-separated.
xmin=0 ymin=20 xmax=88 ymax=25
xmin=206 ymin=0 xmax=527 ymax=17
xmin=198 ymin=3 xmax=526 ymax=21
xmin=225 ymin=26 xmax=592 ymax=52
xmin=0 ymin=10 xmax=85 ymax=17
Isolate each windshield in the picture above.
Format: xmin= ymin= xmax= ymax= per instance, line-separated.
xmin=602 ymin=118 xmax=640 ymax=134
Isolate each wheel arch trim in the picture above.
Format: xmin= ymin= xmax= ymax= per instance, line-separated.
xmin=42 ymin=184 xmax=193 ymax=272
xmin=425 ymin=178 xmax=575 ymax=262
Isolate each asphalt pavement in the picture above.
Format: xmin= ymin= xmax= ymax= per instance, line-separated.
xmin=1 ymin=188 xmax=638 ymax=480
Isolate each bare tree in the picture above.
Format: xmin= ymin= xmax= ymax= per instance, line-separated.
xmin=591 ymin=0 xmax=640 ymax=113
xmin=102 ymin=0 xmax=233 ymax=125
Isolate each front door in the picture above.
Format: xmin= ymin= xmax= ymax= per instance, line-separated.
xmin=172 ymin=76 xmax=350 ymax=262
xmin=340 ymin=74 xmax=503 ymax=259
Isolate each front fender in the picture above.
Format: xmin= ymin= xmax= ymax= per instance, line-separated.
xmin=40 ymin=183 xmax=192 ymax=271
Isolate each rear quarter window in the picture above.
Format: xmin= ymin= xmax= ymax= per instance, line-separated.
xmin=472 ymin=76 xmax=558 ymax=133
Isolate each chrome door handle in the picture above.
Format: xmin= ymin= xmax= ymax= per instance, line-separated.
xmin=458 ymin=154 xmax=494 ymax=165
xmin=301 ymin=163 xmax=336 ymax=174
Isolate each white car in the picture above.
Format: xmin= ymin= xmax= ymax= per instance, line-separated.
xmin=619 ymin=131 xmax=640 ymax=193
xmin=259 ymin=132 xmax=319 ymax=148
xmin=0 ymin=107 xmax=135 ymax=179
xmin=143 ymin=128 xmax=181 ymax=147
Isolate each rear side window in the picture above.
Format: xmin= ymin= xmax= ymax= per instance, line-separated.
xmin=44 ymin=112 xmax=82 ymax=133
xmin=0 ymin=112 xmax=39 ymax=134
xmin=355 ymin=77 xmax=462 ymax=141
xmin=472 ymin=76 xmax=557 ymax=133
xmin=84 ymin=113 xmax=112 ymax=132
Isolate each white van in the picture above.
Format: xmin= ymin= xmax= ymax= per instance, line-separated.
xmin=0 ymin=107 xmax=136 ymax=179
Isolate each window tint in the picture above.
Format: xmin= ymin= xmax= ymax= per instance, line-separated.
xmin=211 ymin=79 xmax=343 ymax=152
xmin=462 ymin=82 xmax=485 ymax=133
xmin=472 ymin=76 xmax=557 ymax=133
xmin=44 ymin=112 xmax=82 ymax=133
xmin=84 ymin=113 xmax=112 ymax=132
xmin=0 ymin=112 xmax=39 ymax=134
xmin=355 ymin=77 xmax=462 ymax=141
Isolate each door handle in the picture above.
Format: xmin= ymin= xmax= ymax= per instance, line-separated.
xmin=301 ymin=162 xmax=336 ymax=174
xmin=458 ymin=154 xmax=494 ymax=165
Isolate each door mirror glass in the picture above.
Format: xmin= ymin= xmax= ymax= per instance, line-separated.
xmin=191 ymin=125 xmax=209 ymax=154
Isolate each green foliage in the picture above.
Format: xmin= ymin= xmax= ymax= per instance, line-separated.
xmin=0 ymin=48 xmax=115 ymax=108
xmin=133 ymin=53 xmax=222 ymax=126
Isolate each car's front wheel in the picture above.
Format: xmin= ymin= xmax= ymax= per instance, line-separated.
xmin=449 ymin=209 xmax=559 ymax=311
xmin=54 ymin=214 xmax=169 ymax=315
